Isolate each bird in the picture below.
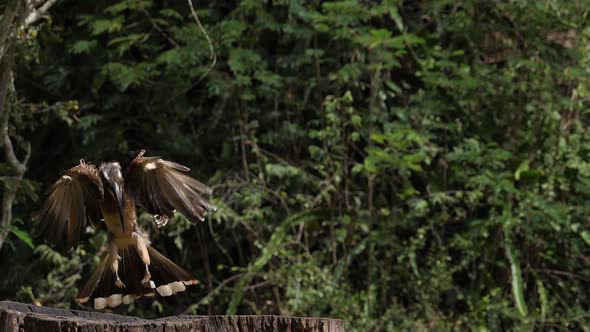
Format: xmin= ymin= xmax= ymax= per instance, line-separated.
xmin=34 ymin=150 xmax=216 ymax=309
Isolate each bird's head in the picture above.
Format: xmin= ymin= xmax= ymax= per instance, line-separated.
xmin=99 ymin=162 xmax=124 ymax=208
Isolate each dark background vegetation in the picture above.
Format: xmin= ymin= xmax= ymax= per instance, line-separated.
xmin=1 ymin=0 xmax=590 ymax=330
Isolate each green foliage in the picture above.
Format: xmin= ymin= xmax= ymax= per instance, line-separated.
xmin=2 ymin=0 xmax=590 ymax=330
xmin=8 ymin=225 xmax=34 ymax=250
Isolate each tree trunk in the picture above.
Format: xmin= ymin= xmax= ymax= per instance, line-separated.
xmin=0 ymin=0 xmax=57 ymax=251
xmin=0 ymin=301 xmax=345 ymax=332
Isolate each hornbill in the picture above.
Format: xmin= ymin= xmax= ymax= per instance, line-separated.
xmin=34 ymin=150 xmax=216 ymax=309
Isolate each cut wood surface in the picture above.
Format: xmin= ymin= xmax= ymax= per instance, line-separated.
xmin=0 ymin=301 xmax=344 ymax=331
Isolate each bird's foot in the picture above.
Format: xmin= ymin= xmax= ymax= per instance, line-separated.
xmin=115 ymin=277 xmax=126 ymax=288
xmin=153 ymin=214 xmax=170 ymax=228
xmin=141 ymin=272 xmax=155 ymax=289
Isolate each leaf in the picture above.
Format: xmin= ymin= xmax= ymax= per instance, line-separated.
xmin=537 ymin=278 xmax=547 ymax=321
xmin=9 ymin=225 xmax=35 ymax=249
xmin=78 ymin=114 xmax=102 ymax=130
xmin=579 ymin=230 xmax=590 ymax=247
xmin=156 ymin=49 xmax=183 ymax=65
xmin=514 ymin=160 xmax=529 ymax=180
xmin=89 ymin=17 xmax=124 ymax=35
xmin=107 ymin=33 xmax=145 ymax=55
xmin=68 ymin=40 xmax=98 ymax=55
xmin=102 ymin=62 xmax=155 ymax=91
xmin=228 ymin=48 xmax=262 ymax=74
xmin=227 ymin=211 xmax=316 ymax=314
xmin=160 ymin=9 xmax=184 ymax=20
xmin=389 ymin=6 xmax=404 ymax=32
xmin=504 ymin=221 xmax=528 ymax=317
xmin=104 ymin=1 xmax=132 ymax=15
xmin=102 ymin=63 xmax=136 ymax=91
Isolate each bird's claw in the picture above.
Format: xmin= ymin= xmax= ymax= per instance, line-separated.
xmin=141 ymin=272 xmax=154 ymax=288
xmin=115 ymin=277 xmax=126 ymax=288
xmin=153 ymin=214 xmax=169 ymax=228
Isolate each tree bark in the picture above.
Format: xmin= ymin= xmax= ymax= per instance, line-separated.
xmin=0 ymin=0 xmax=57 ymax=251
xmin=0 ymin=19 xmax=22 ymax=251
xmin=0 ymin=301 xmax=344 ymax=332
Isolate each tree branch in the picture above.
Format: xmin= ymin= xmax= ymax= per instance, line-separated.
xmin=188 ymin=0 xmax=215 ymax=67
xmin=23 ymin=0 xmax=57 ymax=26
xmin=0 ymin=0 xmax=20 ymax=59
xmin=1 ymin=117 xmax=26 ymax=176
xmin=0 ymin=45 xmax=24 ymax=251
xmin=164 ymin=0 xmax=216 ymax=104
xmin=139 ymin=6 xmax=179 ymax=48
xmin=186 ymin=0 xmax=216 ymax=85
xmin=0 ymin=0 xmax=46 ymax=251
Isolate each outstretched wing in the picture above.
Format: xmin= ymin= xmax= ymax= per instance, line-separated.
xmin=35 ymin=160 xmax=104 ymax=251
xmin=126 ymin=150 xmax=216 ymax=225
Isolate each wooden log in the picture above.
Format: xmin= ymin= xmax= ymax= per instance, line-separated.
xmin=0 ymin=301 xmax=344 ymax=332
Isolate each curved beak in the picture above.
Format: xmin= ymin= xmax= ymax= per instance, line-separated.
xmin=110 ymin=182 xmax=125 ymax=231
xmin=112 ymin=183 xmax=124 ymax=209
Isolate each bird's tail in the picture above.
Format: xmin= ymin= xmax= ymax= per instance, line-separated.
xmin=77 ymin=236 xmax=198 ymax=309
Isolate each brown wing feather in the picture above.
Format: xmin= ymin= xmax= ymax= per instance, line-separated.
xmin=126 ymin=150 xmax=216 ymax=224
xmin=35 ymin=160 xmax=104 ymax=251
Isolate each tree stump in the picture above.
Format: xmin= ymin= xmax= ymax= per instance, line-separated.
xmin=0 ymin=301 xmax=344 ymax=331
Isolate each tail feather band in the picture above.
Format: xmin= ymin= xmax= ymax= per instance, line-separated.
xmin=77 ymin=235 xmax=198 ymax=309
